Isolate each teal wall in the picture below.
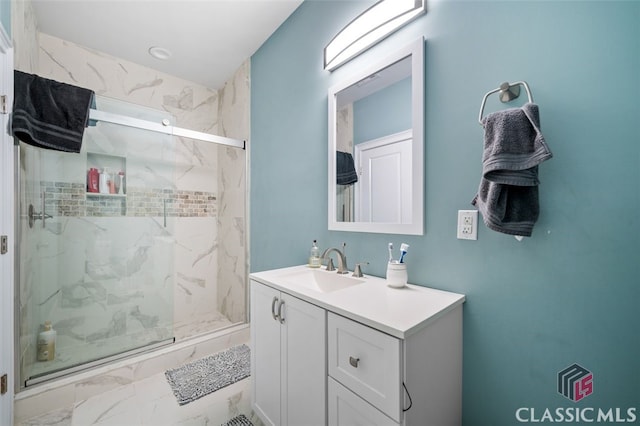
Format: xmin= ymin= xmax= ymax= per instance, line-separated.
xmin=251 ymin=1 xmax=639 ymax=424
xmin=0 ymin=0 xmax=10 ymax=36
xmin=354 ymin=77 xmax=411 ymax=144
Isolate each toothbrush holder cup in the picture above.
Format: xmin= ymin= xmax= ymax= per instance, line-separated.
xmin=386 ymin=262 xmax=408 ymax=288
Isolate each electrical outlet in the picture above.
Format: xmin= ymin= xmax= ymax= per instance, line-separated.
xmin=457 ymin=210 xmax=478 ymax=240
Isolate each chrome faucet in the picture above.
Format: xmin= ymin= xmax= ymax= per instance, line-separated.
xmin=321 ymin=243 xmax=348 ymax=274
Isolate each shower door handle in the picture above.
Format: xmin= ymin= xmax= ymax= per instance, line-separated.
xmin=163 ymin=199 xmax=167 ymax=227
xmin=28 ymin=191 xmax=52 ymax=229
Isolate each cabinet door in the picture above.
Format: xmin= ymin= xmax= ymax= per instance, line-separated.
xmin=281 ymin=293 xmax=326 ymax=426
xmin=251 ymin=281 xmax=282 ymax=426
xmin=328 ymin=378 xmax=399 ymax=426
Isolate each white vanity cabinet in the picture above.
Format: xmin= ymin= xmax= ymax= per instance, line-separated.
xmin=250 ymin=280 xmax=326 ymax=426
xmin=250 ymin=265 xmax=465 ymax=426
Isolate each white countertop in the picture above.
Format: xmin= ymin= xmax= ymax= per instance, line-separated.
xmin=250 ymin=265 xmax=465 ymax=339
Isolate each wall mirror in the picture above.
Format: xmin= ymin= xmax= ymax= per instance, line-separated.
xmin=328 ymin=37 xmax=424 ymax=235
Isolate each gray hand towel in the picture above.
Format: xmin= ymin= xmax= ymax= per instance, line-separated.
xmin=12 ymin=71 xmax=95 ymax=153
xmin=336 ymin=151 xmax=358 ymax=185
xmin=472 ymin=103 xmax=552 ymax=237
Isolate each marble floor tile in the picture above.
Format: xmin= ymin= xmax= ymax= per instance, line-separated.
xmin=17 ymin=407 xmax=73 ymax=426
xmin=17 ymin=372 xmax=260 ymax=426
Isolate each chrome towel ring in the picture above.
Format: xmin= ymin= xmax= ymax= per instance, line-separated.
xmin=478 ymin=81 xmax=534 ymax=125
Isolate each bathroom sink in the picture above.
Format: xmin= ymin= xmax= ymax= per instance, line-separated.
xmin=278 ymin=268 xmax=365 ymax=293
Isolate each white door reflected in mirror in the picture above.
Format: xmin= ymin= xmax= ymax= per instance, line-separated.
xmin=354 ymin=130 xmax=412 ymax=223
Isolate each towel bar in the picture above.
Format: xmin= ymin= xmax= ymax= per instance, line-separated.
xmin=478 ymin=81 xmax=533 ymax=125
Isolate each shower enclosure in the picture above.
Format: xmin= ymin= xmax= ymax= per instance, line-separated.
xmin=16 ymin=96 xmax=247 ymax=387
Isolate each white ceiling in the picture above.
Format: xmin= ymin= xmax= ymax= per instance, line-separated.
xmin=31 ymin=0 xmax=304 ymax=90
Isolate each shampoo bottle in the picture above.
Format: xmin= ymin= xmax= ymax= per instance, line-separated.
xmin=308 ymin=240 xmax=321 ymax=268
xmin=37 ymin=321 xmax=56 ymax=362
xmin=87 ymin=168 xmax=99 ymax=193
xmin=99 ymin=167 xmax=110 ymax=194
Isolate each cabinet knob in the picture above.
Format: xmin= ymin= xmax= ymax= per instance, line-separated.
xmin=349 ymin=356 xmax=360 ymax=368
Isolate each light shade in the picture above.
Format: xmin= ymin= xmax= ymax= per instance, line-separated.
xmin=324 ymin=0 xmax=425 ymax=71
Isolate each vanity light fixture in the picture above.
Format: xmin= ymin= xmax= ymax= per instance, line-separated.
xmin=324 ymin=0 xmax=425 ymax=72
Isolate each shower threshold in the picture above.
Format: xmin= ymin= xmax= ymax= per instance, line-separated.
xmin=25 ymin=337 xmax=175 ymax=387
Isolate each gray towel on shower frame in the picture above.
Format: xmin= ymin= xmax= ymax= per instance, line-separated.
xmin=12 ymin=71 xmax=95 ymax=153
xmin=336 ymin=151 xmax=358 ymax=185
xmin=472 ymin=103 xmax=552 ymax=237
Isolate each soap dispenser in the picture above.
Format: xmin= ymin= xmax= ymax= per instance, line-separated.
xmin=308 ymin=240 xmax=321 ymax=268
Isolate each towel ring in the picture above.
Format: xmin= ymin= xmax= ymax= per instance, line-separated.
xmin=478 ymin=81 xmax=534 ymax=125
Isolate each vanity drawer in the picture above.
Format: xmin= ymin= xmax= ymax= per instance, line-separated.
xmin=327 ymin=312 xmax=402 ymax=422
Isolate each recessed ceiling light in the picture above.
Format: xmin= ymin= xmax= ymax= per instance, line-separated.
xmin=148 ymin=46 xmax=172 ymax=60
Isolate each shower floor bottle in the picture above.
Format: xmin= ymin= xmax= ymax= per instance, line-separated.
xmin=37 ymin=321 xmax=56 ymax=361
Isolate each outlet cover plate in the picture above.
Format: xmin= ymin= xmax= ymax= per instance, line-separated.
xmin=457 ymin=210 xmax=478 ymax=240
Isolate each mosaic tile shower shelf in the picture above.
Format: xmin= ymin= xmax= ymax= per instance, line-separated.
xmin=43 ymin=181 xmax=217 ymax=218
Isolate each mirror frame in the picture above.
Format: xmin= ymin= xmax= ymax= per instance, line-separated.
xmin=328 ymin=37 xmax=424 ymax=235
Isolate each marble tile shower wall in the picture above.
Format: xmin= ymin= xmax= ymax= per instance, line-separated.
xmin=217 ymin=60 xmax=250 ymax=324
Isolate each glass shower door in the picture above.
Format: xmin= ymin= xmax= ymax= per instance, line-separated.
xmin=18 ymin=97 xmax=176 ymax=386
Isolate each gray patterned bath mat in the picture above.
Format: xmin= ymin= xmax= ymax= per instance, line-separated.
xmin=221 ymin=414 xmax=254 ymax=426
xmin=165 ymin=344 xmax=251 ymax=405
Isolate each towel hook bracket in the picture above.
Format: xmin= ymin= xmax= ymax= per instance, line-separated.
xmin=478 ymin=81 xmax=534 ymax=125
xmin=499 ymin=81 xmax=520 ymax=102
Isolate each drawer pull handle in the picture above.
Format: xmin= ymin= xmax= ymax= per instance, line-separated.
xmin=349 ymin=356 xmax=360 ymax=368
